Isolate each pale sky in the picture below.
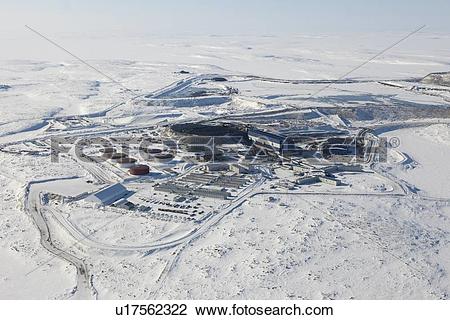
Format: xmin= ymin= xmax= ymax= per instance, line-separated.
xmin=1 ymin=0 xmax=449 ymax=61
xmin=1 ymin=0 xmax=450 ymax=35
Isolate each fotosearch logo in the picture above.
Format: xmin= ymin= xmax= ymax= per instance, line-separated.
xmin=49 ymin=134 xmax=398 ymax=165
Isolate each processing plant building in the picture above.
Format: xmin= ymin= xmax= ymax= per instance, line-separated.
xmin=85 ymin=183 xmax=130 ymax=206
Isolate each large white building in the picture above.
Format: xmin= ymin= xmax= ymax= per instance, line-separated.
xmin=85 ymin=183 xmax=130 ymax=206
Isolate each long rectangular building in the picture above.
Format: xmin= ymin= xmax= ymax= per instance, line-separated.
xmin=85 ymin=183 xmax=130 ymax=206
xmin=248 ymin=128 xmax=285 ymax=154
xmin=155 ymin=183 xmax=231 ymax=199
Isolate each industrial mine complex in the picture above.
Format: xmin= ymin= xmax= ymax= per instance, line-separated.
xmin=3 ymin=68 xmax=430 ymax=300
xmin=55 ymin=117 xmax=373 ymax=225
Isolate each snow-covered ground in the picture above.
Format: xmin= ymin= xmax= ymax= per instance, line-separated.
xmin=155 ymin=193 xmax=450 ymax=299
xmin=382 ymin=124 xmax=450 ymax=198
xmin=0 ymin=33 xmax=449 ymax=299
xmin=0 ymin=174 xmax=76 ymax=299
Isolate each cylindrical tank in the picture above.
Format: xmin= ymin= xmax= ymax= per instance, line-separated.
xmin=146 ymin=148 xmax=163 ymax=154
xmin=129 ymin=164 xmax=150 ymax=175
xmin=116 ymin=157 xmax=137 ymax=168
xmin=141 ymin=148 xmax=163 ymax=160
xmin=101 ymin=152 xmax=113 ymax=160
xmin=100 ymin=147 xmax=115 ymax=154
xmin=110 ymin=153 xmax=128 ymax=163
xmin=99 ymin=147 xmax=116 ymax=160
xmin=153 ymin=153 xmax=174 ymax=163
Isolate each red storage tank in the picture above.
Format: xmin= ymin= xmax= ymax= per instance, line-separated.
xmin=129 ymin=164 xmax=150 ymax=175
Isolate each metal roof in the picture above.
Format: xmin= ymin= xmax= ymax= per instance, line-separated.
xmin=248 ymin=128 xmax=286 ymax=144
xmin=85 ymin=183 xmax=129 ymax=205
